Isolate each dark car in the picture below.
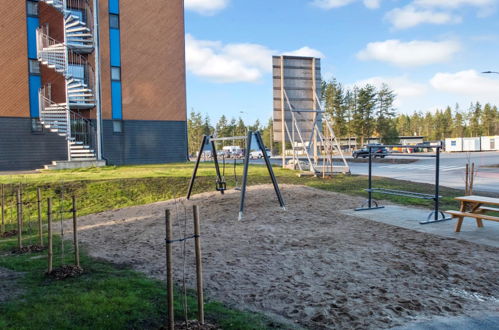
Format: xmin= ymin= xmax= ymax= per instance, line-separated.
xmin=352 ymin=146 xmax=388 ymax=159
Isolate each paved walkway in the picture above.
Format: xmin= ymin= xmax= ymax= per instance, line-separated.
xmin=340 ymin=205 xmax=499 ymax=330
xmin=340 ymin=205 xmax=499 ymax=248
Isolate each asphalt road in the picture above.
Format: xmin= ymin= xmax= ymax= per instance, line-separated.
xmin=347 ymin=151 xmax=499 ymax=194
xmin=261 ymin=151 xmax=499 ymax=194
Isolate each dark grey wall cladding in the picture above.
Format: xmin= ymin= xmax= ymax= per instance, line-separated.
xmin=102 ymin=120 xmax=188 ymax=165
xmin=0 ymin=117 xmax=68 ymax=171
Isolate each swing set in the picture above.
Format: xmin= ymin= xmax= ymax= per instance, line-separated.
xmin=187 ymin=131 xmax=286 ymax=220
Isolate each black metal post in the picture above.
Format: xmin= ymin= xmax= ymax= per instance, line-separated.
xmin=255 ymin=131 xmax=285 ymax=209
xmin=368 ymin=146 xmax=373 ymax=208
xmin=434 ymin=145 xmax=440 ymax=221
xmin=187 ymin=135 xmax=208 ymax=200
xmin=239 ymin=131 xmax=253 ymax=220
xmin=210 ymin=137 xmax=224 ymax=195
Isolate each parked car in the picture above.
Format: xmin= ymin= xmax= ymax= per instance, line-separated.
xmin=352 ymin=146 xmax=388 ymax=159
xmin=250 ymin=148 xmax=272 ymax=159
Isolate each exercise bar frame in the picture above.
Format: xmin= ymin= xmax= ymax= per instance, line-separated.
xmin=187 ymin=131 xmax=286 ymax=220
xmin=355 ymin=144 xmax=452 ymax=224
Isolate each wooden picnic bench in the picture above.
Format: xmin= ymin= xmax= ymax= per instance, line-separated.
xmin=445 ymin=195 xmax=499 ymax=232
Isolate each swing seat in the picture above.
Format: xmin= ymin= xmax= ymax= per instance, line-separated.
xmin=216 ymin=180 xmax=227 ymax=192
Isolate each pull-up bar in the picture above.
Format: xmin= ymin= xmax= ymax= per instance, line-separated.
xmin=355 ymin=144 xmax=452 ymax=224
xmin=210 ymin=136 xmax=248 ymax=142
xmin=187 ymin=131 xmax=286 ymax=221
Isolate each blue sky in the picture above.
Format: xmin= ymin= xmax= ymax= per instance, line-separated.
xmin=184 ymin=0 xmax=499 ymax=125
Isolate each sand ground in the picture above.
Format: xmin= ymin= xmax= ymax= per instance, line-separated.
xmin=61 ymin=185 xmax=499 ymax=329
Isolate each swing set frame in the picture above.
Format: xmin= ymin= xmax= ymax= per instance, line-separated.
xmin=187 ymin=131 xmax=286 ymax=220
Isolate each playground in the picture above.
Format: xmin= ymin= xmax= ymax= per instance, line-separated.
xmin=58 ymin=184 xmax=499 ymax=329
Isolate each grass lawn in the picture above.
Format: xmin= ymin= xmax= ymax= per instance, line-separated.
xmin=0 ymin=162 xmax=470 ymax=218
xmin=0 ymin=162 xmax=477 ymax=329
xmin=0 ymin=235 xmax=284 ymax=330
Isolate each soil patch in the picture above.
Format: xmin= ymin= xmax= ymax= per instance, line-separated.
xmin=47 ymin=265 xmax=83 ymax=280
xmin=61 ymin=185 xmax=499 ymax=329
xmin=12 ymin=245 xmax=46 ymax=254
xmin=1 ymin=230 xmax=18 ymax=238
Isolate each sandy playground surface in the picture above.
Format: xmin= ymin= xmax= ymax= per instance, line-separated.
xmin=63 ymin=185 xmax=499 ymax=329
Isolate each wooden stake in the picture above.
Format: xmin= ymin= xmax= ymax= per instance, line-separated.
xmin=19 ymin=185 xmax=23 ymax=233
xmin=37 ymin=188 xmax=43 ymax=247
xmin=1 ymin=184 xmax=4 ymax=234
xmin=465 ymin=163 xmax=469 ymax=195
xmin=72 ymin=196 xmax=80 ymax=268
xmin=470 ymin=163 xmax=475 ymax=195
xmin=16 ymin=189 xmax=22 ymax=249
xmin=47 ymin=198 xmax=53 ymax=274
xmin=165 ymin=209 xmax=174 ymax=330
xmin=193 ymin=205 xmax=205 ymax=324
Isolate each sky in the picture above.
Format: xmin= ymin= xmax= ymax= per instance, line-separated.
xmin=184 ymin=0 xmax=499 ymax=125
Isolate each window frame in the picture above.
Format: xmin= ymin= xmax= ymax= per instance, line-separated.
xmin=112 ymin=120 xmax=123 ymax=134
xmin=111 ymin=66 xmax=121 ymax=81
xmin=109 ymin=14 xmax=120 ymax=29
xmin=27 ymin=1 xmax=39 ymax=17
xmin=28 ymin=59 xmax=41 ymax=75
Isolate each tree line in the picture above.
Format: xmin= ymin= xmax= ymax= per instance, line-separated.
xmin=188 ymin=79 xmax=499 ymax=155
xmin=187 ymin=112 xmax=274 ymax=155
xmin=322 ymin=79 xmax=499 ymax=143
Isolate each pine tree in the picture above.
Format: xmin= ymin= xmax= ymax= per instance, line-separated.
xmin=375 ymin=84 xmax=398 ymax=143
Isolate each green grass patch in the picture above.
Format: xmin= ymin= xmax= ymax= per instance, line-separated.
xmin=0 ymin=162 xmax=476 ymax=224
xmin=0 ymin=234 xmax=285 ymax=330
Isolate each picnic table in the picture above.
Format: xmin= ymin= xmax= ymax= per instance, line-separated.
xmin=445 ymin=195 xmax=499 ymax=232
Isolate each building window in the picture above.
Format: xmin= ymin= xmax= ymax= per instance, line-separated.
xmin=113 ymin=120 xmax=123 ymax=133
xmin=27 ymin=1 xmax=39 ymax=17
xmin=111 ymin=67 xmax=121 ymax=81
xmin=109 ymin=14 xmax=120 ymax=29
xmin=451 ymin=141 xmax=457 ymax=147
xmin=29 ymin=59 xmax=41 ymax=75
xmin=31 ymin=118 xmax=43 ymax=132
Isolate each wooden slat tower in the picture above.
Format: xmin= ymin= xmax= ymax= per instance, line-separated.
xmin=272 ymin=55 xmax=349 ymax=175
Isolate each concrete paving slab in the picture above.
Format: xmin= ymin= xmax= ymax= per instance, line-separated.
xmin=339 ymin=205 xmax=499 ymax=248
xmin=392 ymin=314 xmax=499 ymax=330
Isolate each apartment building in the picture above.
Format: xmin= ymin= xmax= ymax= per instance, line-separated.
xmin=0 ymin=0 xmax=187 ymax=170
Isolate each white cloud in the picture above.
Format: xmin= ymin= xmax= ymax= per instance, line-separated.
xmin=414 ymin=0 xmax=496 ymax=9
xmin=186 ymin=34 xmax=324 ymax=83
xmin=312 ymin=0 xmax=356 ymax=9
xmin=283 ymin=47 xmax=325 ymax=58
xmin=385 ymin=6 xmax=461 ymax=29
xmin=430 ymin=70 xmax=499 ymax=102
xmin=357 ymin=39 xmax=461 ymax=67
xmin=349 ymin=76 xmax=427 ymax=107
xmin=312 ymin=0 xmax=381 ymax=9
xmin=363 ymin=0 xmax=381 ymax=9
xmin=184 ymin=0 xmax=230 ymax=15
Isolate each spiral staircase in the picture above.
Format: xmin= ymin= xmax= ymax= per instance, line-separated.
xmin=36 ymin=0 xmax=104 ymax=168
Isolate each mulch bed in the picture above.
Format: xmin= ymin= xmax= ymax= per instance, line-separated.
xmin=12 ymin=245 xmax=46 ymax=254
xmin=1 ymin=230 xmax=18 ymax=238
xmin=47 ymin=265 xmax=84 ymax=280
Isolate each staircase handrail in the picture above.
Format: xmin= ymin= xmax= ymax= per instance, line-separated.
xmin=37 ymin=28 xmax=95 ymax=91
xmin=66 ymin=0 xmax=94 ymax=35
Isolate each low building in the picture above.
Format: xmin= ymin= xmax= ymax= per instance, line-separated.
xmin=445 ymin=136 xmax=499 ymax=152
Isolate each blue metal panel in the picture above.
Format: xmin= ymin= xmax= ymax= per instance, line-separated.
xmin=109 ymin=29 xmax=121 ymax=67
xmin=29 ymin=75 xmax=42 ymax=117
xmin=27 ymin=17 xmax=39 ymax=59
xmin=109 ymin=0 xmax=120 ymax=14
xmin=111 ymin=81 xmax=122 ymax=119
